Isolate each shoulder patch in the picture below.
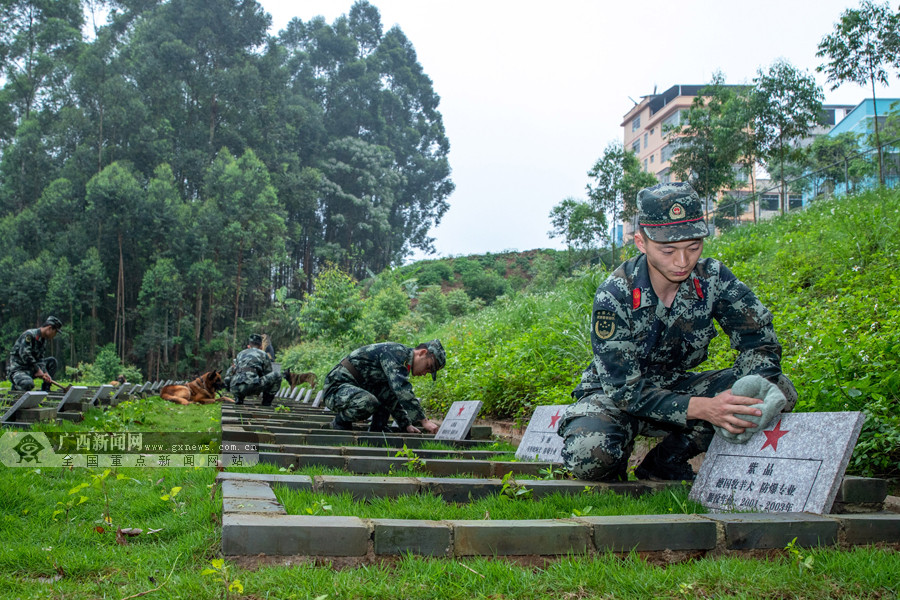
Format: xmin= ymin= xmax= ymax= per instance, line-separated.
xmin=593 ymin=310 xmax=616 ymax=340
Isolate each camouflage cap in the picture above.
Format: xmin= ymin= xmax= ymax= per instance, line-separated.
xmin=423 ymin=339 xmax=446 ymax=381
xmin=43 ymin=316 xmax=63 ymax=330
xmin=637 ymin=182 xmax=709 ymax=242
xmin=248 ymin=333 xmax=263 ymax=346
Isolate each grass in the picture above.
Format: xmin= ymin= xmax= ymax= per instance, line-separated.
xmin=274 ymin=484 xmax=704 ymax=520
xmin=0 ymin=388 xmax=897 ymax=599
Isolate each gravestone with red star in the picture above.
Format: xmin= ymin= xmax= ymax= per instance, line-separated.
xmin=689 ymin=411 xmax=865 ymax=514
xmin=514 ymin=405 xmax=566 ymax=462
xmin=434 ymin=400 xmax=483 ymax=441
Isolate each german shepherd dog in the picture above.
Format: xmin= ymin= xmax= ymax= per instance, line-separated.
xmin=284 ymin=369 xmax=317 ymax=390
xmin=160 ymin=370 xmax=234 ymax=405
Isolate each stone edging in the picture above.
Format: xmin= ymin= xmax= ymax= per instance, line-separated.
xmin=218 ymin=473 xmax=900 ymax=558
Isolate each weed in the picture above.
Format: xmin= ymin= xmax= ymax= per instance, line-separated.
xmin=202 ymin=558 xmax=243 ymax=599
xmin=785 ymin=536 xmax=815 ymax=574
xmin=499 ymin=472 xmax=532 ymax=500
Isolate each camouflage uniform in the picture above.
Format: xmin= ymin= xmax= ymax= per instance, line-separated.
xmin=323 ymin=343 xmax=431 ymax=430
xmin=558 ymin=182 xmax=796 ymax=481
xmin=8 ymin=328 xmax=58 ymax=392
xmin=225 ymin=346 xmax=282 ymax=405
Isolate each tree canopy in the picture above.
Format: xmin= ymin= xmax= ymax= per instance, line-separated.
xmin=0 ymin=0 xmax=453 ymax=376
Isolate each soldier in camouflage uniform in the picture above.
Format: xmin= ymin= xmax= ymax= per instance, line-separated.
xmin=224 ymin=334 xmax=282 ymax=406
xmin=323 ymin=340 xmax=446 ymax=434
xmin=8 ymin=316 xmax=63 ymax=392
xmin=558 ymin=183 xmax=797 ymax=482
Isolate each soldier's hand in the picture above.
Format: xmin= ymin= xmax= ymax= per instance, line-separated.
xmin=687 ymin=390 xmax=763 ymax=434
xmin=419 ymin=419 xmax=439 ymax=434
xmin=405 ymin=424 xmax=422 ymax=434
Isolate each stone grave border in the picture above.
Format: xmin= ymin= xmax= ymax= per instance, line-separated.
xmin=217 ymin=403 xmax=898 ymax=560
xmin=218 ymin=471 xmax=899 ymax=558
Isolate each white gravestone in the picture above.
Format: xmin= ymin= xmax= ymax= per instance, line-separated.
xmin=690 ymin=411 xmax=865 ymax=514
xmin=515 ymin=405 xmax=566 ymax=462
xmin=434 ymin=401 xmax=482 ymax=441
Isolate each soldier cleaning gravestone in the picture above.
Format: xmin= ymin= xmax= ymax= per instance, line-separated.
xmin=322 ymin=340 xmax=445 ymax=434
xmin=558 ymin=182 xmax=798 ymax=482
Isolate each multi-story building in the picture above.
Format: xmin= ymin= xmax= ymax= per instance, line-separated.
xmin=619 ymin=84 xmax=855 ymax=241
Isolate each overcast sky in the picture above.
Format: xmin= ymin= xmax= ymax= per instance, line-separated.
xmin=260 ymin=0 xmax=900 ymax=259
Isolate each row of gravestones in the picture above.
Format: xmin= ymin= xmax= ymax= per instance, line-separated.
xmin=0 ymin=379 xmax=185 ymax=427
xmin=225 ymin=396 xmax=871 ymax=516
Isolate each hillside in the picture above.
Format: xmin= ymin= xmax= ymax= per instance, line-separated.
xmin=282 ymin=187 xmax=900 ymax=478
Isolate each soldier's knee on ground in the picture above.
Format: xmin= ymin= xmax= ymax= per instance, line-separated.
xmin=560 ymin=429 xmax=631 ymax=482
xmin=11 ymin=372 xmax=35 ymax=391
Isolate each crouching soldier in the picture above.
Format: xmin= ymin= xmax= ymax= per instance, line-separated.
xmin=9 ymin=316 xmax=63 ymax=391
xmin=225 ymin=334 xmax=282 ymax=406
xmin=323 ymin=340 xmax=445 ymax=433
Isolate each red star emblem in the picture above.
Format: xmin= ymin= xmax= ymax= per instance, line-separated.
xmin=457 ymin=406 xmax=465 ymax=416
xmin=549 ymin=410 xmax=561 ymax=429
xmin=760 ymin=419 xmax=789 ymax=452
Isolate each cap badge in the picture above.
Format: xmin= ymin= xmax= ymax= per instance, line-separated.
xmin=669 ymin=202 xmax=685 ymax=220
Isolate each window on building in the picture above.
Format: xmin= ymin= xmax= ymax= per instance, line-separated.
xmin=650 ymin=154 xmax=655 ymax=163
xmin=761 ymin=195 xmax=779 ymax=211
xmin=650 ymin=128 xmax=655 ymax=135
xmin=632 ymin=116 xmax=641 ymax=131
xmin=660 ymin=142 xmax=678 ymax=162
xmin=643 ymin=159 xmax=648 ymax=171
xmin=643 ymin=133 xmax=648 ymax=148
xmin=657 ymin=168 xmax=670 ymax=184
xmin=733 ymin=164 xmax=749 ymax=183
xmin=662 ymin=109 xmax=684 ymax=131
xmin=632 ymin=140 xmax=641 ymax=154
xmin=789 ymin=195 xmax=802 ymax=210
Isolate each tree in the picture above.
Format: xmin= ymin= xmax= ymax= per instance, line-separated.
xmin=548 ymin=197 xmax=606 ymax=256
xmin=584 ymin=142 xmax=656 ymax=263
xmin=751 ymin=60 xmax=824 ymax=214
xmin=809 ymin=132 xmax=875 ymax=194
xmin=668 ymin=74 xmax=748 ymax=224
xmin=817 ymin=0 xmax=900 ymax=185
xmin=298 ymin=264 xmax=364 ymax=340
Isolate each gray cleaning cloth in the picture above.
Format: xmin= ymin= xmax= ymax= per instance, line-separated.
xmin=714 ymin=374 xmax=787 ymax=444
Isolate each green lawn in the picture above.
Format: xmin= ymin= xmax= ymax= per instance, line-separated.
xmin=0 ymin=397 xmax=897 ymax=599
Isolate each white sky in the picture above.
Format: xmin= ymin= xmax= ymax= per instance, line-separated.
xmin=260 ymin=0 xmax=900 ymax=259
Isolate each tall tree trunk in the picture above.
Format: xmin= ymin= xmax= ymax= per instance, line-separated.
xmin=232 ymin=242 xmax=244 ymax=357
xmin=115 ymin=231 xmax=126 ymax=363
xmin=870 ymin=79 xmax=884 ymax=185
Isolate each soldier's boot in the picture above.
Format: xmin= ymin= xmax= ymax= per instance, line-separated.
xmin=368 ymin=409 xmax=392 ymax=433
xmin=635 ymin=435 xmax=702 ymax=482
xmin=235 ymin=395 xmax=245 ymax=405
xmin=41 ymin=380 xmax=52 ymax=392
xmin=260 ymin=391 xmax=275 ymax=407
xmin=329 ymin=414 xmax=354 ymax=431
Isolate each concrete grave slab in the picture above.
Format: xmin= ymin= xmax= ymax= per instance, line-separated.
xmin=373 ymin=519 xmax=452 ymax=557
xmin=434 ymin=400 xmax=482 ymax=441
xmin=223 ymin=513 xmax=368 ymax=556
xmin=311 ymin=391 xmax=323 ymax=407
xmin=581 ymin=514 xmax=717 ymax=552
xmin=690 ymin=412 xmax=864 ymax=514
xmin=451 ymin=519 xmax=590 ymax=556
xmin=515 ymin=405 xmax=566 ymax=462
xmin=703 ymin=512 xmax=839 ymax=550
xmin=1 ymin=391 xmax=48 ymax=425
xmin=56 ymin=386 xmax=87 ymax=414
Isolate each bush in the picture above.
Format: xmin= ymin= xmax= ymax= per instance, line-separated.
xmin=77 ymin=343 xmax=143 ymax=384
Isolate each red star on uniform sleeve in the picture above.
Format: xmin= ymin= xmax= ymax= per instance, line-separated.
xmin=760 ymin=419 xmax=789 ymax=451
xmin=549 ymin=410 xmax=561 ymax=429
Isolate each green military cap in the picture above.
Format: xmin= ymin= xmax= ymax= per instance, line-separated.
xmin=424 ymin=339 xmax=446 ymax=381
xmin=43 ymin=316 xmax=63 ymax=330
xmin=637 ymin=182 xmax=709 ymax=242
xmin=248 ymin=333 xmax=263 ymax=346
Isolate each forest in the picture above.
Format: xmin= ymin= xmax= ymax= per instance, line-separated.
xmin=0 ymin=0 xmax=452 ymax=377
